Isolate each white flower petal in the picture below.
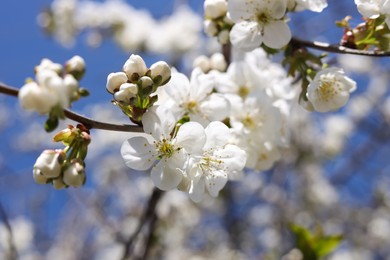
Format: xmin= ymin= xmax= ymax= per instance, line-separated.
xmin=200 ymin=94 xmax=231 ymax=122
xmin=164 ymin=72 xmax=191 ymax=103
xmin=189 ymin=177 xmax=206 ymax=203
xmin=263 ymin=21 xmax=291 ymax=49
xmin=121 ymin=137 xmax=156 ymax=171
xmin=175 ymin=122 xmax=206 ymax=154
xmin=151 ymin=160 xmax=183 ymax=190
xmin=189 ymin=68 xmax=214 ymax=101
xmin=230 ymin=21 xmax=263 ymax=52
xmin=215 ymin=144 xmax=247 ymax=173
xmin=142 ymin=106 xmax=176 ymax=140
xmin=266 ymin=0 xmax=288 ymax=19
xmin=205 ymin=170 xmax=228 ymax=197
xmin=204 ymin=121 xmax=231 ymax=150
xmin=228 ymin=0 xmax=256 ymax=21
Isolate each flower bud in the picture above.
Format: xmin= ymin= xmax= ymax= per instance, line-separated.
xmin=64 ymin=74 xmax=79 ymax=100
xmin=52 ymin=178 xmax=67 ymax=189
xmin=114 ymin=83 xmax=138 ymax=103
xmin=53 ymin=126 xmax=75 ymax=144
xmin=106 ymin=72 xmax=128 ymax=94
xmin=204 ymin=0 xmax=227 ymax=19
xmin=35 ymin=58 xmax=63 ymax=75
xmin=218 ymin=29 xmax=230 ymax=44
xmin=193 ymin=55 xmax=211 ymax=73
xmin=65 ymin=55 xmax=86 ymax=80
xmin=33 ymin=168 xmax=48 ymax=184
xmin=123 ymin=54 xmax=148 ymax=82
xmin=204 ymin=20 xmax=218 ymax=36
xmin=33 ymin=149 xmax=65 ymax=178
xmin=63 ymin=161 xmax=86 ymax=187
xmin=150 ymin=61 xmax=171 ymax=85
xmin=137 ymin=76 xmax=155 ymax=97
xmin=18 ymin=81 xmax=58 ymax=114
xmin=210 ymin=53 xmax=227 ymax=72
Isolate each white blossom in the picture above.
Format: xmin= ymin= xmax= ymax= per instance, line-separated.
xmin=204 ymin=0 xmax=228 ymax=19
xmin=123 ymin=54 xmax=148 ymax=80
xmin=121 ymin=106 xmax=206 ymax=190
xmin=306 ymin=67 xmax=357 ymax=112
xmin=33 ymin=149 xmax=64 ymax=179
xmin=228 ymin=0 xmax=291 ymax=50
xmin=106 ymin=72 xmax=128 ymax=94
xmin=288 ymin=0 xmax=328 ymax=12
xmin=63 ymin=161 xmax=86 ymax=187
xmin=183 ymin=121 xmax=246 ymax=202
xmin=160 ymin=68 xmax=230 ymax=126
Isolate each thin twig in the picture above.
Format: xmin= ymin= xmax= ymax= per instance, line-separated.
xmin=291 ymin=37 xmax=390 ymax=57
xmin=121 ymin=188 xmax=164 ymax=260
xmin=0 ymin=83 xmax=143 ymax=133
xmin=0 ymin=202 xmax=18 ymax=260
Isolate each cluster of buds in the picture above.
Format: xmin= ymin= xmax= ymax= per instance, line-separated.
xmin=203 ymin=0 xmax=233 ymax=44
xmin=33 ymin=124 xmax=91 ymax=189
xmin=18 ymin=56 xmax=89 ymax=131
xmin=337 ymin=16 xmax=390 ymax=51
xmin=193 ymin=52 xmax=227 ymax=73
xmin=106 ymin=54 xmax=171 ymax=124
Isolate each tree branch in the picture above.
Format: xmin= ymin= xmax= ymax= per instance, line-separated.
xmin=121 ymin=187 xmax=164 ymax=260
xmin=0 ymin=82 xmax=143 ymax=133
xmin=291 ymin=37 xmax=390 ymax=57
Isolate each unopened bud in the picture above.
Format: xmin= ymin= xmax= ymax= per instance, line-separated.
xmin=18 ymin=81 xmax=58 ymax=114
xmin=193 ymin=55 xmax=211 ymax=73
xmin=52 ymin=178 xmax=67 ymax=189
xmin=106 ymin=72 xmax=128 ymax=94
xmin=204 ymin=0 xmax=227 ymax=19
xmin=114 ymin=83 xmax=138 ymax=103
xmin=123 ymin=54 xmax=148 ymax=82
xmin=218 ymin=29 xmax=230 ymax=44
xmin=33 ymin=168 xmax=48 ymax=184
xmin=35 ymin=58 xmax=63 ymax=75
xmin=204 ymin=20 xmax=218 ymax=36
xmin=63 ymin=161 xmax=86 ymax=187
xmin=210 ymin=53 xmax=227 ymax=72
xmin=64 ymin=74 xmax=79 ymax=100
xmin=65 ymin=55 xmax=86 ymax=80
xmin=138 ymin=76 xmax=155 ymax=97
xmin=33 ymin=149 xmax=65 ymax=178
xmin=150 ymin=61 xmax=171 ymax=85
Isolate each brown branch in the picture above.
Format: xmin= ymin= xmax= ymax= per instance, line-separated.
xmin=291 ymin=37 xmax=390 ymax=57
xmin=121 ymin=187 xmax=164 ymax=260
xmin=0 ymin=82 xmax=143 ymax=133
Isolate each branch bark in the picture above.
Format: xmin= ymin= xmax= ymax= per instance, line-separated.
xmin=0 ymin=83 xmax=143 ymax=133
xmin=291 ymin=37 xmax=390 ymax=57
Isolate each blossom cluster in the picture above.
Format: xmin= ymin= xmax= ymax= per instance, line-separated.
xmin=204 ymin=0 xmax=327 ymax=50
xmin=33 ymin=124 xmax=90 ymax=189
xmin=106 ymin=54 xmax=171 ymax=124
xmin=18 ymin=56 xmax=88 ymax=131
xmin=38 ymin=0 xmax=202 ymax=55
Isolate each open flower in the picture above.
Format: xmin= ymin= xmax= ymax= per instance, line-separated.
xmin=160 ymin=68 xmax=230 ymax=126
xmin=121 ymin=106 xmax=206 ymax=190
xmin=306 ymin=67 xmax=357 ymax=112
xmin=228 ymin=0 xmax=291 ymax=50
xmin=182 ymin=121 xmax=247 ymax=202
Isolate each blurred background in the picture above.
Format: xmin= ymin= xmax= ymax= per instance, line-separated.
xmin=1 ymin=0 xmax=390 ymax=259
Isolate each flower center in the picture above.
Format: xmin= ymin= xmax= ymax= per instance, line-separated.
xmin=200 ymin=154 xmax=224 ymax=173
xmin=155 ymin=139 xmax=175 ymax=158
xmin=242 ymin=114 xmax=255 ymax=128
xmin=317 ymin=76 xmax=341 ymax=102
xmin=238 ymin=85 xmax=250 ymax=98
xmin=185 ymin=100 xmax=198 ymax=113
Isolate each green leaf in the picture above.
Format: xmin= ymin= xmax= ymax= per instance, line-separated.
xmin=314 ymin=235 xmax=343 ymax=258
xmin=45 ymin=116 xmax=59 ymax=132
